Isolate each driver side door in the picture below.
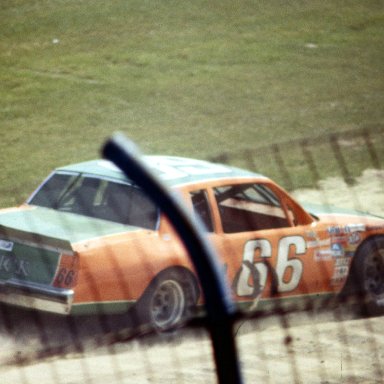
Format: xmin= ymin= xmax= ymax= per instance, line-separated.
xmin=188 ymin=182 xmax=334 ymax=309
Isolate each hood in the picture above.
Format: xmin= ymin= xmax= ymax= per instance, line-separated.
xmin=302 ymin=202 xmax=383 ymax=218
xmin=302 ymin=202 xmax=384 ymax=229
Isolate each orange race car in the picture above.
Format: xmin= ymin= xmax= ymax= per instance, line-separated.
xmin=0 ymin=156 xmax=383 ymax=330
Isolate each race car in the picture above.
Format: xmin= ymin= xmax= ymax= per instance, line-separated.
xmin=0 ymin=156 xmax=383 ymax=331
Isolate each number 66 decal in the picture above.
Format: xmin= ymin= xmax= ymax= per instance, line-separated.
xmin=235 ymin=236 xmax=306 ymax=296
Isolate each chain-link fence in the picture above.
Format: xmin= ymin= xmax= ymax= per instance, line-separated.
xmin=0 ymin=126 xmax=383 ymax=383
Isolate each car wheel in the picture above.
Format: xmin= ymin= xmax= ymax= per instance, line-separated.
xmin=136 ymin=269 xmax=199 ymax=332
xmin=351 ymin=237 xmax=384 ymax=314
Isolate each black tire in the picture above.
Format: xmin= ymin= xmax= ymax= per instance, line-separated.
xmin=349 ymin=237 xmax=384 ymax=314
xmin=136 ymin=268 xmax=199 ymax=332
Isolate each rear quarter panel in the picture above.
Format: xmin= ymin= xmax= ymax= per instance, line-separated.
xmin=72 ymin=227 xmax=193 ymax=307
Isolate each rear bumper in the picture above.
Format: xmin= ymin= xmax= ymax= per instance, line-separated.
xmin=0 ymin=279 xmax=73 ymax=314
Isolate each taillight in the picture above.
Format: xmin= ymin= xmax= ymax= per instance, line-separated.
xmin=53 ymin=253 xmax=79 ymax=288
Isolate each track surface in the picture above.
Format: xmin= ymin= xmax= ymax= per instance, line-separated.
xmin=0 ymin=305 xmax=383 ymax=384
xmin=1 ymin=172 xmax=384 ymax=383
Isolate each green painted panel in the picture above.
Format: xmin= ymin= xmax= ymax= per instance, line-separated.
xmin=0 ymin=242 xmax=60 ymax=284
xmin=0 ymin=206 xmax=136 ymax=244
xmin=71 ymin=300 xmax=135 ymax=315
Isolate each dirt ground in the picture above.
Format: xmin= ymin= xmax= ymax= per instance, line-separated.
xmin=1 ymin=309 xmax=383 ymax=384
xmin=292 ymin=169 xmax=384 ymax=217
xmin=0 ymin=170 xmax=383 ymax=383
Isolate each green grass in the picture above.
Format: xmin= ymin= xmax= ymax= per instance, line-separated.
xmin=0 ymin=0 xmax=383 ymax=205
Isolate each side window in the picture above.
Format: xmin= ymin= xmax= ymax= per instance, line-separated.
xmin=99 ymin=182 xmax=159 ymax=229
xmin=213 ymin=183 xmax=290 ymax=233
xmin=190 ymin=190 xmax=214 ymax=232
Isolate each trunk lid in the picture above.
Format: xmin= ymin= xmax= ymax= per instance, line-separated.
xmin=0 ymin=205 xmax=139 ymax=285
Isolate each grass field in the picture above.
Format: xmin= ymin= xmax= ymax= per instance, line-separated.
xmin=1 ymin=0 xmax=383 ymax=206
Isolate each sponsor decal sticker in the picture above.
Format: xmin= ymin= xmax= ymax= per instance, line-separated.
xmin=331 ymin=235 xmax=348 ymax=244
xmin=331 ymin=255 xmax=351 ymax=284
xmin=335 ymin=257 xmax=349 ymax=267
xmin=306 ymin=231 xmax=317 ymax=239
xmin=0 ymin=240 xmax=14 ymax=252
xmin=332 ymin=266 xmax=349 ymax=279
xmin=327 ymin=224 xmax=366 ymax=235
xmin=314 ymin=249 xmax=333 ymax=261
xmin=348 ymin=232 xmax=361 ymax=245
xmin=344 ymin=223 xmax=366 ymax=233
xmin=331 ymin=243 xmax=344 ymax=257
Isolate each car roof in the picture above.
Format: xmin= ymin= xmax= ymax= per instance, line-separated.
xmin=56 ymin=156 xmax=265 ymax=188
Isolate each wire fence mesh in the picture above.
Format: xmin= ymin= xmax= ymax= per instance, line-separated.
xmin=0 ymin=126 xmax=383 ymax=383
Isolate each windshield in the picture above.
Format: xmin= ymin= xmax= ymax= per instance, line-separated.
xmin=28 ymin=172 xmax=159 ymax=230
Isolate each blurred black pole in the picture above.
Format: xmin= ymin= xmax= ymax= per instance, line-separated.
xmin=102 ymin=133 xmax=243 ymax=384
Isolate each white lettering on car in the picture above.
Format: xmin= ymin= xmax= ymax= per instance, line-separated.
xmin=235 ymin=239 xmax=271 ymax=297
xmin=276 ymin=236 xmax=306 ymax=292
xmin=235 ymin=236 xmax=306 ymax=296
xmin=0 ymin=254 xmax=30 ymax=277
xmin=148 ymin=157 xmax=230 ymax=180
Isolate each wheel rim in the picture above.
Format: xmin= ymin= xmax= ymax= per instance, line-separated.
xmin=364 ymin=248 xmax=384 ymax=297
xmin=149 ymin=279 xmax=185 ymax=329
